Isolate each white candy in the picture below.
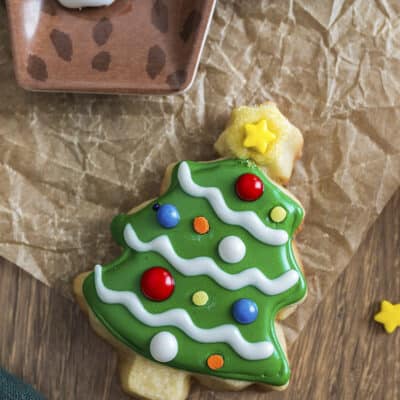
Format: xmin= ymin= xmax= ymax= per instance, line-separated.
xmin=150 ymin=332 xmax=178 ymax=363
xmin=58 ymin=0 xmax=115 ymax=8
xmin=218 ymin=236 xmax=246 ymax=264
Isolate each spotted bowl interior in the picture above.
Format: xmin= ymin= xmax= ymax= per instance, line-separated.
xmin=6 ymin=0 xmax=216 ymax=94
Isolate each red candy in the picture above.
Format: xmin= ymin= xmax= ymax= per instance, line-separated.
xmin=141 ymin=267 xmax=175 ymax=301
xmin=235 ymin=173 xmax=264 ymax=201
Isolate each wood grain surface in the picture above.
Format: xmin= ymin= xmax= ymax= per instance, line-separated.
xmin=1 ymin=189 xmax=399 ymax=400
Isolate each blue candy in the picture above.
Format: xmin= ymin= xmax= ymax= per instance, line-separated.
xmin=156 ymin=204 xmax=180 ymax=228
xmin=232 ymin=298 xmax=258 ymax=324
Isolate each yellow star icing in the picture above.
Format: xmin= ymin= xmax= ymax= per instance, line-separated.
xmin=243 ymin=119 xmax=277 ymax=154
xmin=374 ymin=300 xmax=400 ymax=333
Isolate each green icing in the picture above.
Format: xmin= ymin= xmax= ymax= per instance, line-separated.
xmin=82 ymin=159 xmax=307 ymax=386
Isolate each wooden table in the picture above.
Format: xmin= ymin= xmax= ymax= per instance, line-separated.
xmin=1 ymin=189 xmax=399 ymax=400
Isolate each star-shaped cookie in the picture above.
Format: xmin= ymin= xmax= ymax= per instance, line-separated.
xmin=214 ymin=102 xmax=303 ymax=184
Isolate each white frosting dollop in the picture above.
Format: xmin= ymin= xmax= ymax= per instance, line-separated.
xmin=150 ymin=332 xmax=178 ymax=363
xmin=58 ymin=0 xmax=115 ymax=8
xmin=218 ymin=236 xmax=246 ymax=264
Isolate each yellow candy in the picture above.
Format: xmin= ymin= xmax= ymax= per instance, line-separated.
xmin=374 ymin=300 xmax=400 ymax=334
xmin=270 ymin=206 xmax=287 ymax=223
xmin=192 ymin=291 xmax=209 ymax=306
xmin=243 ymin=119 xmax=276 ymax=154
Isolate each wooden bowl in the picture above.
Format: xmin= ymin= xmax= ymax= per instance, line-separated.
xmin=6 ymin=0 xmax=216 ymax=94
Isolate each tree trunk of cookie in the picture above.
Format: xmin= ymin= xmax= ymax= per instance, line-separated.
xmin=118 ymin=353 xmax=191 ymax=400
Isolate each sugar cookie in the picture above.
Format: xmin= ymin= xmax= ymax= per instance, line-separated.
xmin=74 ymin=103 xmax=307 ymax=400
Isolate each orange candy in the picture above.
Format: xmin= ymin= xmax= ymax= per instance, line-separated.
xmin=207 ymin=354 xmax=224 ymax=370
xmin=193 ymin=216 xmax=210 ymax=235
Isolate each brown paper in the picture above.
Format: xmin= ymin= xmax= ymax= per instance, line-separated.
xmin=1 ymin=0 xmax=400 ymax=347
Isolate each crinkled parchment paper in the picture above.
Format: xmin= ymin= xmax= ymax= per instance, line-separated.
xmin=1 ymin=0 xmax=400 ymax=346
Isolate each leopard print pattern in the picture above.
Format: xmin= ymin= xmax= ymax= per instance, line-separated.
xmin=7 ymin=0 xmax=214 ymax=93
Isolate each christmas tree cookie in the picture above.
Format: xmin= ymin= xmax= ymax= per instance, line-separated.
xmin=74 ymin=102 xmax=307 ymax=400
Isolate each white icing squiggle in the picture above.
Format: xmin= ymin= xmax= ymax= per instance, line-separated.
xmin=94 ymin=265 xmax=275 ymax=360
xmin=58 ymin=0 xmax=115 ymax=8
xmin=177 ymin=162 xmax=289 ymax=246
xmin=124 ymin=224 xmax=299 ymax=296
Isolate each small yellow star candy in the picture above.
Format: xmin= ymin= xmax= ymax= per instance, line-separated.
xmin=243 ymin=119 xmax=276 ymax=154
xmin=374 ymin=300 xmax=400 ymax=333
